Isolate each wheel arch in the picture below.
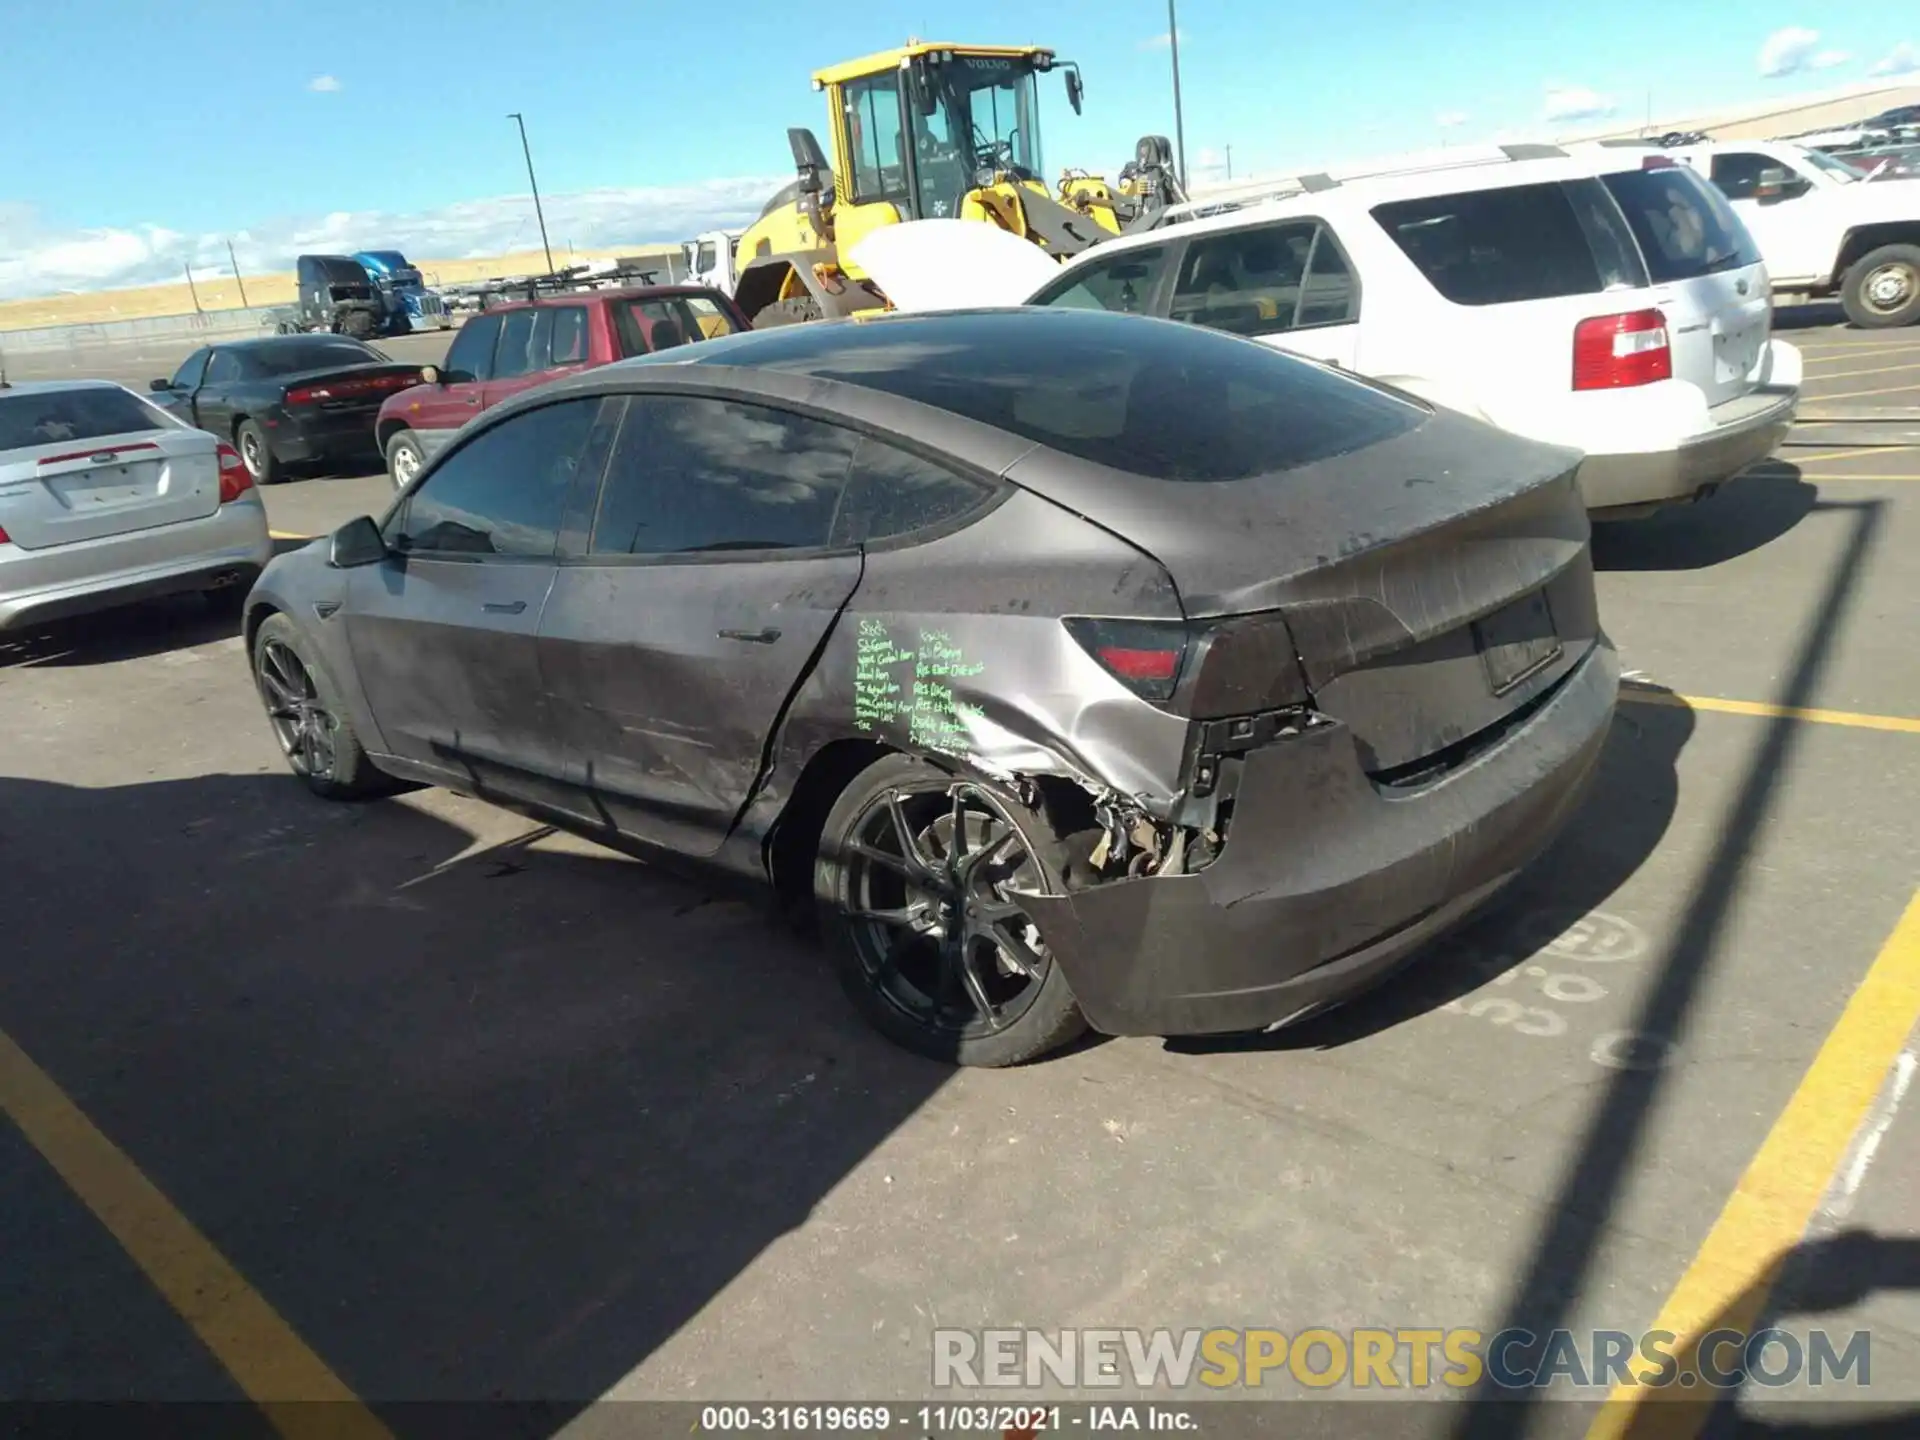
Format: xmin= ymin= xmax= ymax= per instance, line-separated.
xmin=766 ymin=736 xmax=896 ymax=928
xmin=1835 ymin=224 xmax=1920 ymax=281
xmin=375 ymin=416 xmax=411 ymax=453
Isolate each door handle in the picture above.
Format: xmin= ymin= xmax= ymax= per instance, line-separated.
xmin=719 ymin=626 xmax=781 ymax=644
xmin=483 ymin=599 xmax=528 ymax=614
xmin=465 ymin=396 xmax=482 ymax=406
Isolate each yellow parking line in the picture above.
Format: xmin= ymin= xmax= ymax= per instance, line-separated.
xmin=1814 ymin=378 xmax=1920 ymax=403
xmin=1620 ymin=686 xmax=1920 ymax=734
xmin=1802 ymin=342 xmax=1920 ymax=365
xmin=0 ymin=1028 xmax=391 ymax=1440
xmin=1750 ymin=444 xmax=1919 ymax=468
xmin=1801 ymin=360 xmax=1920 ymax=383
xmin=1582 ymin=887 xmax=1920 ymax=1440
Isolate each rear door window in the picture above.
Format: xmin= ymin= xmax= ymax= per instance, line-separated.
xmin=832 ymin=438 xmax=997 ymax=545
xmin=1168 ymin=221 xmax=1359 ymax=335
xmin=491 ymin=311 xmax=540 ymax=379
xmin=612 ymin=296 xmax=740 ymax=356
xmin=205 ymin=351 xmax=244 ymax=383
xmin=589 ymin=397 xmax=859 ymax=556
xmin=443 ymin=313 xmax=502 ymax=381
xmin=1371 ymin=181 xmax=1607 ymax=305
xmin=1030 ymin=247 xmax=1170 ymax=315
xmin=1600 ymin=166 xmax=1762 ymax=280
xmin=549 ymin=306 xmax=590 ymax=364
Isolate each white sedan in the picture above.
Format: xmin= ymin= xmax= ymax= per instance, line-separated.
xmin=0 ymin=379 xmax=272 ymax=632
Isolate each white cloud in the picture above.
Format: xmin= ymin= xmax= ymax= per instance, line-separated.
xmin=1758 ymin=26 xmax=1824 ymax=78
xmin=1811 ymin=49 xmax=1853 ymax=69
xmin=1542 ymin=85 xmax=1616 ymax=123
xmin=1141 ymin=29 xmax=1185 ymax=50
xmin=1436 ymin=109 xmax=1468 ymax=129
xmin=1870 ymin=41 xmax=1919 ymax=76
xmin=0 ymin=177 xmax=785 ymax=300
xmin=306 ymin=74 xmax=341 ymax=93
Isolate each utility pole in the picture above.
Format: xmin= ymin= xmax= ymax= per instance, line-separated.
xmin=1167 ymin=0 xmax=1188 ymax=189
xmin=183 ymin=263 xmax=202 ymax=314
xmin=226 ymin=240 xmax=249 ymax=307
xmin=507 ymin=111 xmax=556 ymax=276
xmin=1225 ymin=144 xmax=1233 ymax=181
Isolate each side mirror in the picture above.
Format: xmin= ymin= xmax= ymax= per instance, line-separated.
xmin=149 ymin=378 xmax=171 ymax=393
xmin=418 ymin=364 xmax=441 ymax=385
xmin=1065 ymin=67 xmax=1085 ymax=116
xmin=1754 ymin=166 xmax=1806 ymax=201
xmin=327 ymin=514 xmax=389 ymax=569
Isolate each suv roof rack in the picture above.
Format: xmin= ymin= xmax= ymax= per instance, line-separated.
xmin=1154 ymin=141 xmax=1573 ymax=226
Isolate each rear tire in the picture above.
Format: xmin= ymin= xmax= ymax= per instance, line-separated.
xmin=251 ymin=613 xmax=396 ymax=802
xmin=816 ymin=754 xmax=1087 ymax=1067
xmin=385 ymin=429 xmax=426 ymax=490
xmin=342 ymin=309 xmax=377 ymax=339
xmin=751 ymin=295 xmax=824 ymax=328
xmin=234 ymin=418 xmax=284 ymax=486
xmin=1841 ymin=244 xmax=1920 ymax=329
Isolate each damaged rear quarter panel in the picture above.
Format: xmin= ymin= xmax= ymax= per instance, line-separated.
xmin=745 ymin=487 xmax=1194 ymax=848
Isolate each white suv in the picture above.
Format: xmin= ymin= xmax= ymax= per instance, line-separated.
xmin=868 ymin=145 xmax=1803 ymax=520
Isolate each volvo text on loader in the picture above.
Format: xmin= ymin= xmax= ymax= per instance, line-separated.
xmin=732 ymin=42 xmax=1188 ymax=327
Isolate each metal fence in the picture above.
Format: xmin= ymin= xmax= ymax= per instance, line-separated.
xmin=0 ymin=306 xmax=287 ymax=356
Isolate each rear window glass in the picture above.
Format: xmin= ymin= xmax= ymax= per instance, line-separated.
xmin=737 ymin=310 xmax=1425 ymax=483
xmin=246 ymin=339 xmax=384 ymax=376
xmin=612 ymin=295 xmax=741 ymax=357
xmin=0 ymin=388 xmax=166 ymax=452
xmin=1372 ymin=181 xmax=1606 ymax=305
xmin=1600 ymin=167 xmax=1762 ymax=281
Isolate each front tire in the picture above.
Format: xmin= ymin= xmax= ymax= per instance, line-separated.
xmin=251 ymin=613 xmax=395 ymax=801
xmin=1841 ymin=244 xmax=1920 ymax=329
xmin=816 ymin=754 xmax=1087 ymax=1067
xmin=234 ymin=418 xmax=283 ymax=486
xmin=385 ymin=429 xmax=426 ymax=490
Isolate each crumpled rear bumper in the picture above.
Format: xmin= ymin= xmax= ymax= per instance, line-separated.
xmin=1020 ymin=638 xmax=1620 ymax=1038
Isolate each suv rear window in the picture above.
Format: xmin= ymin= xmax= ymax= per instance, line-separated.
xmin=739 ymin=309 xmax=1425 ymax=483
xmin=0 ymin=388 xmax=167 ymax=452
xmin=1600 ymin=166 xmax=1762 ymax=281
xmin=1372 ymin=181 xmax=1616 ymax=306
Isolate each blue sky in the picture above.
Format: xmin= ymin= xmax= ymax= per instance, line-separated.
xmin=1 ymin=0 xmax=1915 ymax=296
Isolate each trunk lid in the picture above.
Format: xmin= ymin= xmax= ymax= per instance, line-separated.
xmin=1011 ymin=407 xmax=1599 ymax=775
xmin=280 ymin=362 xmax=425 ymax=415
xmin=0 ymin=427 xmax=222 ymax=550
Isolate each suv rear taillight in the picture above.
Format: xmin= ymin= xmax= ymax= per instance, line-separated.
xmin=0 ymin=524 xmax=11 ymax=545
xmin=216 ymin=443 xmax=254 ymax=503
xmin=1064 ymin=617 xmax=1190 ymax=704
xmin=1573 ymin=309 xmax=1672 ymax=391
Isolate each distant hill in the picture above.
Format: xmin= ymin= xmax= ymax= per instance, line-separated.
xmin=0 ymin=246 xmax=678 ymax=332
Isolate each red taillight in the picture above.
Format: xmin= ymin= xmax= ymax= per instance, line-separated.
xmin=285 ymin=372 xmax=420 ymax=406
xmin=216 ymin=442 xmax=253 ymax=503
xmin=1573 ymin=309 xmax=1672 ymax=391
xmin=1064 ymin=617 xmax=1190 ymax=705
xmin=0 ymin=524 xmax=10 ymax=546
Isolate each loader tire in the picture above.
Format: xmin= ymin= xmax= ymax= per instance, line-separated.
xmin=751 ymin=295 xmax=824 ymax=329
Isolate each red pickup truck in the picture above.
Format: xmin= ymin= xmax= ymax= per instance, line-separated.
xmin=374 ymin=284 xmax=751 ymax=487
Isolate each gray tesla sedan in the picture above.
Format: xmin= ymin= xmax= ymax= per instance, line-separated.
xmin=243 ymin=307 xmax=1619 ymax=1066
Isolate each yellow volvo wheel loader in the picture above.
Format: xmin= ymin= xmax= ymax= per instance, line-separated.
xmin=732 ymin=42 xmax=1188 ymax=327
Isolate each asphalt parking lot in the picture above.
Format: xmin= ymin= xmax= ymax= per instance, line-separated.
xmin=1 ymin=314 xmax=1917 ymax=1437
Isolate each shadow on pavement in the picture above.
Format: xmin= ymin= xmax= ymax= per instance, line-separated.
xmin=1592 ymin=472 xmax=1818 ymax=572
xmin=1772 ymin=303 xmax=1849 ymax=333
xmin=0 ymin=769 xmax=950 ymax=1425
xmin=1169 ymin=682 xmax=1692 ymax=1057
xmin=1447 ymin=494 xmax=1891 ymax=1440
xmin=0 ymin=593 xmax=243 ymax=669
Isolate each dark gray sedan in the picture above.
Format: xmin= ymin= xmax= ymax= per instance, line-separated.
xmin=243 ymin=308 xmax=1619 ymax=1066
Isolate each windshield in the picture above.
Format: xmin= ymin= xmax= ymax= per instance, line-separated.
xmin=1803 ymin=149 xmax=1864 ymax=183
xmin=908 ymin=55 xmax=1041 ymax=219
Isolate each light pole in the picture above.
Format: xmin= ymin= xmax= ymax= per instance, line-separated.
xmin=507 ymin=112 xmax=556 ymax=276
xmin=1167 ymin=0 xmax=1188 ymax=189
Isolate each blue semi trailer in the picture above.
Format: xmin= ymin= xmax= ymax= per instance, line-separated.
xmin=353 ymin=251 xmax=452 ymax=333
